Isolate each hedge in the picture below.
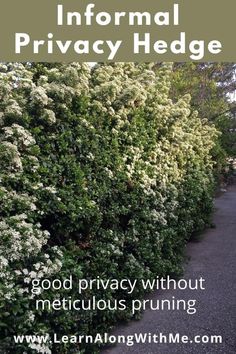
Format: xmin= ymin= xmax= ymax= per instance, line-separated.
xmin=0 ymin=62 xmax=218 ymax=353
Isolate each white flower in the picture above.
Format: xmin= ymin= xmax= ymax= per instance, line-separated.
xmin=34 ymin=263 xmax=41 ymax=270
xmin=28 ymin=311 xmax=35 ymax=322
xmin=44 ymin=186 xmax=57 ymax=194
xmin=29 ymin=271 xmax=37 ymax=278
xmin=24 ymin=277 xmax=31 ymax=284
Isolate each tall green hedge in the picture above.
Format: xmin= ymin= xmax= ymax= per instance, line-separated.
xmin=0 ymin=62 xmax=218 ymax=353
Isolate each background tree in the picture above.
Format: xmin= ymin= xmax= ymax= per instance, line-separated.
xmin=170 ymin=63 xmax=235 ymax=119
xmin=166 ymin=63 xmax=236 ymax=178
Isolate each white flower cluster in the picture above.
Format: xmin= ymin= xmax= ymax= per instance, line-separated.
xmin=42 ymin=109 xmax=56 ymax=124
xmin=0 ymin=210 xmax=62 ymax=300
xmin=28 ymin=342 xmax=52 ymax=354
xmin=0 ymin=141 xmax=23 ymax=171
xmin=30 ymin=86 xmax=49 ymax=107
xmin=3 ymin=124 xmax=36 ymax=147
xmin=0 ymin=216 xmax=48 ymax=261
xmin=4 ymin=99 xmax=22 ymax=118
xmin=90 ymin=63 xmax=149 ymax=124
xmin=0 ymin=186 xmax=37 ymax=212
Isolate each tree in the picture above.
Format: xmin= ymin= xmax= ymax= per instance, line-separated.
xmin=169 ymin=62 xmax=236 ymax=174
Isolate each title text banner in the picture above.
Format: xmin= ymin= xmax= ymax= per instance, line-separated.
xmin=0 ymin=0 xmax=235 ymax=61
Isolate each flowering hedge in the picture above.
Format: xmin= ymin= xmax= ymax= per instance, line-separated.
xmin=0 ymin=62 xmax=218 ymax=353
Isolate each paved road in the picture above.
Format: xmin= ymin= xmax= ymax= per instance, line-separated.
xmin=102 ymin=185 xmax=236 ymax=354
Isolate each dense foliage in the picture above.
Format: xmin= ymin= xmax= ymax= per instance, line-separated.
xmin=0 ymin=62 xmax=218 ymax=353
